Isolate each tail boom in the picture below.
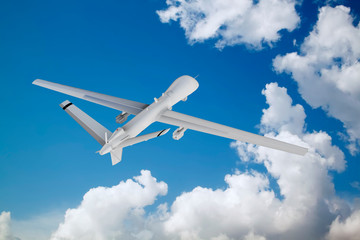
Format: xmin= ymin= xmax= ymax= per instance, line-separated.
xmin=60 ymin=100 xmax=112 ymax=146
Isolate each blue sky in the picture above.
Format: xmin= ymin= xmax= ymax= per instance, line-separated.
xmin=1 ymin=0 xmax=360 ymax=239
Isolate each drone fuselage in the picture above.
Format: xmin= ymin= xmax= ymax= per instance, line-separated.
xmin=99 ymin=76 xmax=199 ymax=155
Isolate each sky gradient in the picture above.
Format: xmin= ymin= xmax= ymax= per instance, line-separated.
xmin=1 ymin=0 xmax=360 ymax=239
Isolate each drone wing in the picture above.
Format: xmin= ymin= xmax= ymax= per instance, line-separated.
xmin=33 ymin=79 xmax=148 ymax=115
xmin=158 ymin=110 xmax=308 ymax=156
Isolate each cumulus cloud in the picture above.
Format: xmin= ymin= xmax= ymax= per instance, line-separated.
xmin=273 ymin=5 xmax=360 ymax=154
xmin=162 ymin=171 xmax=281 ymax=239
xmin=0 ymin=211 xmax=19 ymax=240
xmin=168 ymin=82 xmax=345 ymax=240
xmin=50 ymin=170 xmax=167 ymax=240
xmin=157 ymin=0 xmax=300 ymax=49
xmin=260 ymin=82 xmax=306 ymax=136
xmin=327 ymin=209 xmax=360 ymax=240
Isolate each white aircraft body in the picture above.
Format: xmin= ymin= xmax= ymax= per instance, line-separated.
xmin=33 ymin=75 xmax=307 ymax=165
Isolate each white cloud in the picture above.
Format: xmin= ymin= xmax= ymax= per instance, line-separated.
xmin=260 ymin=82 xmax=306 ymax=136
xmin=166 ymin=82 xmax=346 ymax=240
xmin=235 ymin=82 xmax=345 ymax=171
xmin=50 ymin=170 xmax=167 ymax=240
xmin=157 ymin=0 xmax=300 ymax=49
xmin=162 ymin=171 xmax=281 ymax=239
xmin=0 ymin=211 xmax=18 ymax=240
xmin=49 ymin=168 xmax=289 ymax=239
xmin=273 ymin=5 xmax=360 ymax=154
xmin=327 ymin=209 xmax=360 ymax=240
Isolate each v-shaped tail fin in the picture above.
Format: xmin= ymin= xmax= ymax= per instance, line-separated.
xmin=110 ymin=147 xmax=123 ymax=165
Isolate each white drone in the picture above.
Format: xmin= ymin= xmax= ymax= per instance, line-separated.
xmin=33 ymin=75 xmax=307 ymax=165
